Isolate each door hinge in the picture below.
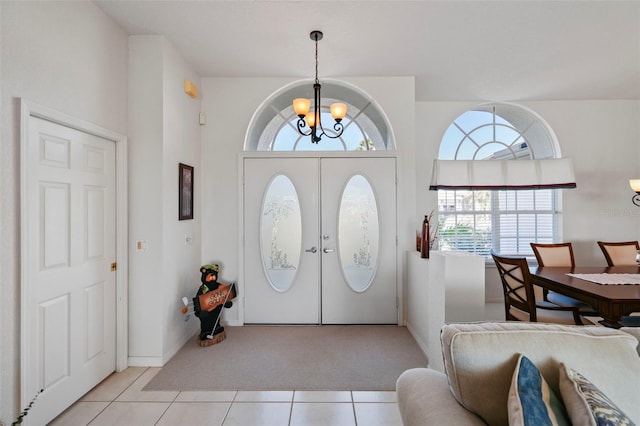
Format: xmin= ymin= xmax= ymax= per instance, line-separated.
xmin=111 ymin=262 xmax=117 ymax=272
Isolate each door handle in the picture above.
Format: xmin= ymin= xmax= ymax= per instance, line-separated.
xmin=323 ymin=248 xmax=335 ymax=253
xmin=305 ymin=247 xmax=317 ymax=253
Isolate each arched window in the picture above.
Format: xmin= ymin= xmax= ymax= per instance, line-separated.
xmin=435 ymin=103 xmax=566 ymax=259
xmin=245 ymin=80 xmax=394 ymax=151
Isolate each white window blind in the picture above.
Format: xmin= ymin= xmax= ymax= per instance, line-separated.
xmin=437 ymin=188 xmax=558 ymax=258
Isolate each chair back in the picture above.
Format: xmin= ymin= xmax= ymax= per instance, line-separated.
xmin=491 ymin=250 xmax=537 ymax=322
xmin=530 ymin=242 xmax=575 ymax=267
xmin=597 ymin=241 xmax=640 ymax=266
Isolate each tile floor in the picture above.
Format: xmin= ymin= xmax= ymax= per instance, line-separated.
xmin=48 ymin=303 xmax=507 ymax=425
xmin=49 ymin=364 xmax=402 ymax=426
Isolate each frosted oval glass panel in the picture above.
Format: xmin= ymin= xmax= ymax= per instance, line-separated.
xmin=338 ymin=175 xmax=379 ymax=292
xmin=260 ymin=175 xmax=301 ymax=292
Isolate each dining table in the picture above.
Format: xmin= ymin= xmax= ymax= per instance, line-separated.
xmin=530 ymin=265 xmax=640 ymax=328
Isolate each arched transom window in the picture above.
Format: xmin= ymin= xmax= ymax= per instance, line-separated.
xmin=435 ymin=103 xmax=565 ymax=259
xmin=245 ymin=80 xmax=395 ymax=151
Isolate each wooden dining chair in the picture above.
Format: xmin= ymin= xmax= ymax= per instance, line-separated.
xmin=597 ymin=241 xmax=640 ymax=326
xmin=597 ymin=240 xmax=640 ymax=266
xmin=491 ymin=250 xmax=593 ymax=325
xmin=530 ymin=242 xmax=599 ymax=316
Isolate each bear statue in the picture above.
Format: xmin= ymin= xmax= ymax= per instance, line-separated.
xmin=193 ymin=263 xmax=237 ymax=347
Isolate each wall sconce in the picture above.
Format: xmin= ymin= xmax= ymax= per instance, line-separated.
xmin=629 ymin=179 xmax=640 ymax=206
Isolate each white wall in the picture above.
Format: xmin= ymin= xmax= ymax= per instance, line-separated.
xmin=128 ymin=35 xmax=202 ymax=366
xmin=160 ymin=39 xmax=202 ymax=360
xmin=417 ymin=100 xmax=640 ymax=301
xmin=0 ymin=1 xmax=128 ymax=421
xmin=200 ymin=76 xmax=415 ymax=325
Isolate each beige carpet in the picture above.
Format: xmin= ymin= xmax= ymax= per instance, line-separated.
xmin=144 ymin=325 xmax=428 ymax=391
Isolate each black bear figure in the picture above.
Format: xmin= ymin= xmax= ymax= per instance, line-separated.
xmin=193 ymin=263 xmax=236 ymax=346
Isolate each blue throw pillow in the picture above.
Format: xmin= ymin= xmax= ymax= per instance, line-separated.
xmin=508 ymin=354 xmax=569 ymax=426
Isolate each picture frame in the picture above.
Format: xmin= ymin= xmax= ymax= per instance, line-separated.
xmin=179 ymin=163 xmax=194 ymax=220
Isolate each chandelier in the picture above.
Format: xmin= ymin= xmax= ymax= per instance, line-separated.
xmin=292 ymin=31 xmax=347 ymax=144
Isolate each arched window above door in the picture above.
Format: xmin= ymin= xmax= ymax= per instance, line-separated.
xmin=244 ymin=80 xmax=395 ymax=151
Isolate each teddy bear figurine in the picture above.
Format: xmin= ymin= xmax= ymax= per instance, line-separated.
xmin=193 ymin=263 xmax=237 ymax=347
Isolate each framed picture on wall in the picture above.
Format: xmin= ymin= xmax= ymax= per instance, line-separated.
xmin=179 ymin=163 xmax=194 ymax=220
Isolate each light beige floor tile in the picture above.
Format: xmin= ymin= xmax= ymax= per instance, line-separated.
xmin=88 ymin=401 xmax=170 ymax=426
xmin=49 ymin=401 xmax=109 ymax=426
xmin=222 ymin=402 xmax=291 ymax=426
xmin=352 ymin=391 xmax=397 ymax=403
xmin=175 ymin=390 xmax=237 ymax=402
xmin=234 ymin=390 xmax=294 ymax=402
xmin=156 ymin=402 xmax=231 ymax=426
xmin=289 ymin=402 xmax=356 ymax=426
xmin=354 ymin=402 xmax=403 ymax=426
xmin=294 ymin=390 xmax=352 ymax=402
xmin=115 ymin=367 xmax=179 ymax=402
xmin=81 ymin=367 xmax=148 ymax=401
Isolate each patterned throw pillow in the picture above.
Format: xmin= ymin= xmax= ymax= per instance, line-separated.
xmin=508 ymin=354 xmax=570 ymax=426
xmin=558 ymin=363 xmax=636 ymax=426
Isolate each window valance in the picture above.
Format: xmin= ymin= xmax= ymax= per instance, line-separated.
xmin=429 ymin=158 xmax=577 ymax=191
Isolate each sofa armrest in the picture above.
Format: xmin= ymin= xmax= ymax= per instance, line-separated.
xmin=396 ymin=368 xmax=486 ymax=426
xmin=620 ymin=327 xmax=640 ymax=356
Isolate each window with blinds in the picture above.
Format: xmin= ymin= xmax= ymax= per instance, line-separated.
xmin=435 ymin=104 xmax=563 ymax=260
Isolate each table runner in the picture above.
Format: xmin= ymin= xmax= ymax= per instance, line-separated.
xmin=566 ymin=273 xmax=640 ymax=285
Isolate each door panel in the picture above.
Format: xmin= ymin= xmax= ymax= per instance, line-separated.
xmin=244 ymin=158 xmax=320 ymax=323
xmin=321 ymin=158 xmax=397 ymax=324
xmin=24 ymin=117 xmax=116 ymax=425
xmin=243 ymin=157 xmax=397 ymax=324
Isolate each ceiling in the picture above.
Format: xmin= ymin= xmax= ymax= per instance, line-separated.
xmin=93 ymin=0 xmax=640 ymax=102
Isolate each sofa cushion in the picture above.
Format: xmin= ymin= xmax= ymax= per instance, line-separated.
xmin=508 ymin=354 xmax=569 ymax=426
xmin=558 ymin=363 xmax=635 ymax=426
xmin=441 ymin=322 xmax=640 ymax=426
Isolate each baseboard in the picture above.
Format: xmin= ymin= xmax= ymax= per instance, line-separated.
xmin=163 ymin=326 xmax=199 ymax=365
xmin=127 ymin=356 xmax=164 ymax=367
xmin=406 ymin=322 xmax=429 ymax=360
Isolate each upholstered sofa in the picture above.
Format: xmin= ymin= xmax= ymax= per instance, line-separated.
xmin=396 ymin=322 xmax=640 ymax=426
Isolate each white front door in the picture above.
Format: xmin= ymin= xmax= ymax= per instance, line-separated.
xmin=243 ymin=157 xmax=397 ymax=324
xmin=22 ymin=116 xmax=117 ymax=425
xmin=320 ymin=158 xmax=397 ymax=324
xmin=244 ymin=158 xmax=320 ymax=323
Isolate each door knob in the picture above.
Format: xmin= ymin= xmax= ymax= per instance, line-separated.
xmin=323 ymin=248 xmax=335 ymax=253
xmin=305 ymin=247 xmax=317 ymax=253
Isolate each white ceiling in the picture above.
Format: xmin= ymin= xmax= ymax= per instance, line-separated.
xmin=93 ymin=0 xmax=640 ymax=102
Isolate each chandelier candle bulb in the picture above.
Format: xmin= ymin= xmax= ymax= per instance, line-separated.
xmin=293 ymin=98 xmax=311 ymax=117
xmin=330 ymin=103 xmax=347 ymax=120
xmin=305 ymin=112 xmax=316 ymax=127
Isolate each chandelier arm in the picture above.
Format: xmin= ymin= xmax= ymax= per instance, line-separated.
xmin=315 ymin=125 xmax=344 ymax=140
xmin=296 ymin=118 xmax=312 ymax=136
xmin=632 ymin=194 xmax=640 ymax=207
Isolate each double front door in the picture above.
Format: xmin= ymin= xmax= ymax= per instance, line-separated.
xmin=244 ymin=157 xmax=397 ymax=324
